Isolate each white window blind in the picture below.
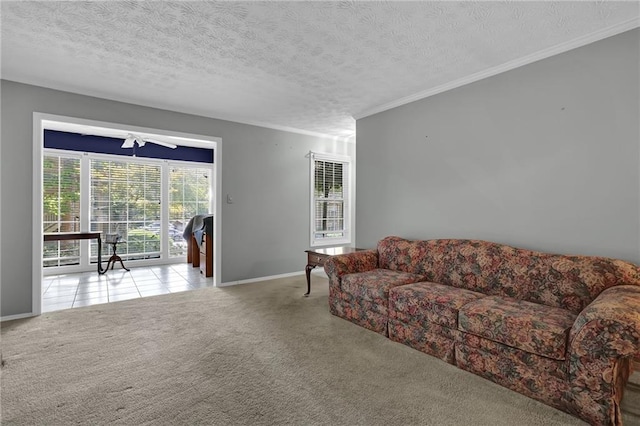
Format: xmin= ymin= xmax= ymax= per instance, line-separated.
xmin=90 ymin=159 xmax=162 ymax=261
xmin=42 ymin=147 xmax=215 ymax=273
xmin=43 ymin=154 xmax=81 ymax=267
xmin=310 ymin=153 xmax=350 ymax=247
xmin=169 ymin=166 xmax=211 ymax=257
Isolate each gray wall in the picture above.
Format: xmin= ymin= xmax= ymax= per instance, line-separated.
xmin=0 ymin=81 xmax=353 ymax=317
xmin=356 ymin=29 xmax=640 ymax=263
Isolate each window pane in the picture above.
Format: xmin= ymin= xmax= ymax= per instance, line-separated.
xmin=90 ymin=159 xmax=162 ymax=262
xmin=312 ymin=157 xmax=348 ymax=245
xmin=169 ymin=165 xmax=212 ymax=258
xmin=43 ymin=154 xmax=81 ymax=267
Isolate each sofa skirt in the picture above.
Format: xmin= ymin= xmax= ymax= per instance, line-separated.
xmin=329 ymin=292 xmax=388 ymax=335
xmin=388 ymin=319 xmax=457 ymax=364
xmin=455 ymin=342 xmax=630 ymax=425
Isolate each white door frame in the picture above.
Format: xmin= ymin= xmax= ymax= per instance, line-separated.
xmin=32 ymin=112 xmax=222 ymax=316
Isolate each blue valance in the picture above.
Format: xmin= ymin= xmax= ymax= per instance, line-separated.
xmin=44 ymin=130 xmax=214 ymax=163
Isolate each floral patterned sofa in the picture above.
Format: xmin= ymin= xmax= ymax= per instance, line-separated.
xmin=324 ymin=236 xmax=640 ymax=425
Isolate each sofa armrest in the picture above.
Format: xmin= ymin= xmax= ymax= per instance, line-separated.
xmin=324 ymin=250 xmax=379 ymax=284
xmin=566 ymin=285 xmax=640 ymax=414
xmin=569 ymin=285 xmax=640 ymax=359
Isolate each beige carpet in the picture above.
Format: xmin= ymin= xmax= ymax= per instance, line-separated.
xmin=1 ymin=275 xmax=638 ymax=425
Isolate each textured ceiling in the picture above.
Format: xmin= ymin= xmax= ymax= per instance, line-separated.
xmin=1 ymin=1 xmax=638 ymax=138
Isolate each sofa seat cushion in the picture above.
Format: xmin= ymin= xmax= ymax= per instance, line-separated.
xmin=458 ymin=296 xmax=577 ymax=360
xmin=341 ymin=269 xmax=425 ymax=311
xmin=389 ymin=282 xmax=485 ymax=329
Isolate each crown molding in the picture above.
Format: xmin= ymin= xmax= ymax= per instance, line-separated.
xmin=353 ymin=18 xmax=640 ymax=120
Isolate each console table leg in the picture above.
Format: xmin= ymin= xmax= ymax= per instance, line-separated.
xmin=304 ymin=264 xmax=315 ymax=297
xmin=97 ymin=235 xmax=106 ymax=274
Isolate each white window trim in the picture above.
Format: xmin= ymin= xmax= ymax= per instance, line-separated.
xmin=309 ymin=151 xmax=352 ymax=248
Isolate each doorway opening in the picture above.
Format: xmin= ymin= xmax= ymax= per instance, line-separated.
xmin=32 ymin=113 xmax=222 ymax=314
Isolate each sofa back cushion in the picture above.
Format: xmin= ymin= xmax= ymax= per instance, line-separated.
xmin=377 ymin=236 xmax=640 ymax=314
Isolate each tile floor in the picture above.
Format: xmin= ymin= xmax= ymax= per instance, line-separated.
xmin=42 ymin=263 xmax=214 ymax=313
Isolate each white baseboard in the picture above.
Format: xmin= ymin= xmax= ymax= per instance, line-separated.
xmin=219 ymin=271 xmax=305 ymax=287
xmin=1 ymin=312 xmax=36 ymax=322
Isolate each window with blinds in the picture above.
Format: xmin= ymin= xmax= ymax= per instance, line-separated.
xmin=310 ymin=154 xmax=351 ymax=247
xmin=169 ymin=166 xmax=211 ymax=257
xmin=43 ymin=154 xmax=81 ymax=267
xmin=42 ymin=146 xmax=214 ymax=272
xmin=90 ymin=159 xmax=162 ymax=261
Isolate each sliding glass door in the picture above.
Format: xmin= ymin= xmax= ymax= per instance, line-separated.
xmin=43 ymin=150 xmax=213 ymax=272
xmin=90 ymin=159 xmax=162 ymax=261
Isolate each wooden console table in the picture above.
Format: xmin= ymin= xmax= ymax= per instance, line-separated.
xmin=304 ymin=247 xmax=366 ymax=297
xmin=44 ymin=232 xmax=104 ymax=274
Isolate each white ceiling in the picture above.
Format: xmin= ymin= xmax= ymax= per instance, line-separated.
xmin=1 ymin=1 xmax=638 ymax=138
